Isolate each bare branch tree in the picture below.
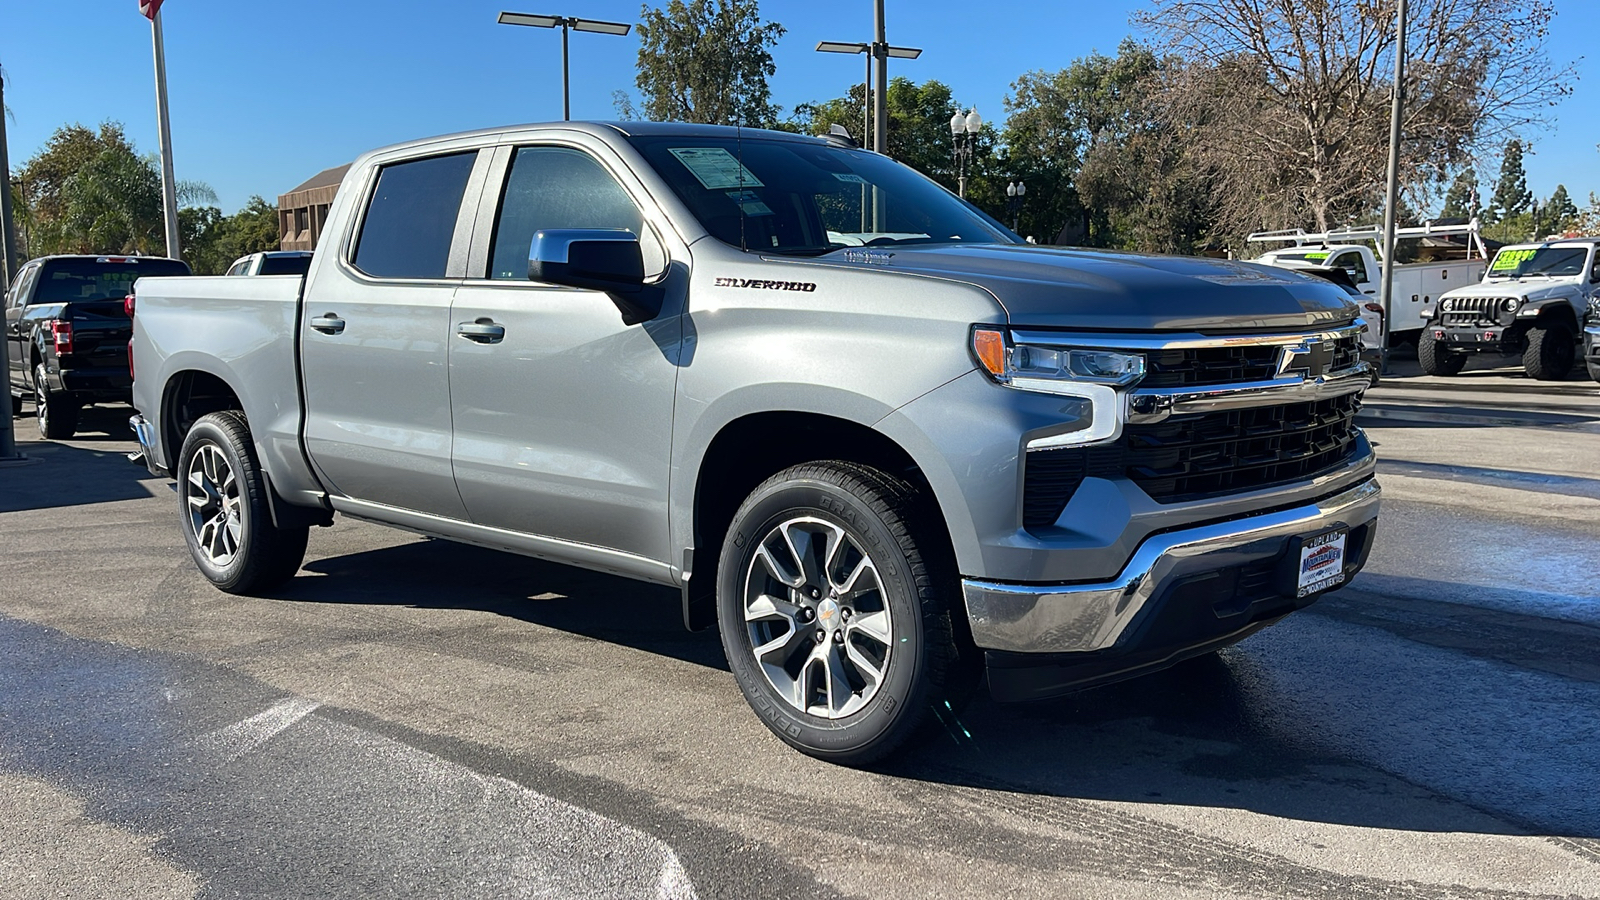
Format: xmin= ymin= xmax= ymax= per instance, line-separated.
xmin=1138 ymin=0 xmax=1573 ymax=238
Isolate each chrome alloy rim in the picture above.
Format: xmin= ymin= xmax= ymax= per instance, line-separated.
xmin=34 ymin=365 xmax=49 ymax=439
xmin=185 ymin=444 xmax=242 ymax=566
xmin=743 ymin=516 xmax=893 ymax=719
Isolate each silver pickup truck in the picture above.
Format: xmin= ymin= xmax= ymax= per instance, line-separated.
xmin=130 ymin=122 xmax=1381 ymax=764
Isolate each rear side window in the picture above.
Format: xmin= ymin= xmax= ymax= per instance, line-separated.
xmin=259 ymin=255 xmax=312 ymax=276
xmin=352 ymin=152 xmax=476 ymax=279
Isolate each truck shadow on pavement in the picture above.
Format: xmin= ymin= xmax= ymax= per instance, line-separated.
xmin=290 ymin=539 xmax=729 ymax=671
xmin=0 ymin=437 xmax=161 ymax=512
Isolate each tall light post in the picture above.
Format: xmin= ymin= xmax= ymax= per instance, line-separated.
xmin=1006 ymin=180 xmax=1026 ymax=232
xmin=1377 ymin=0 xmax=1408 ymax=376
xmin=0 ymin=64 xmax=21 ymax=460
xmin=497 ymin=11 xmax=632 ymax=121
xmin=949 ymin=108 xmax=982 ymax=198
xmin=815 ymin=39 xmax=921 ymax=152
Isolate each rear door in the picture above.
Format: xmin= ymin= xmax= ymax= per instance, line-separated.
xmin=299 ymin=148 xmax=491 ymax=518
xmin=5 ymin=261 xmax=41 ymax=389
xmin=446 ymin=140 xmax=684 ymax=565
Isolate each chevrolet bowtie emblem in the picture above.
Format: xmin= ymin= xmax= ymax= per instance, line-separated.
xmin=1278 ymin=339 xmax=1334 ymax=378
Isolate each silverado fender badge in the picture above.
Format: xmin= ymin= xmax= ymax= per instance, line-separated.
xmin=713 ymin=277 xmax=817 ymax=292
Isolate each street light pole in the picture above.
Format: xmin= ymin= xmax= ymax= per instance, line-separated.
xmin=0 ymin=64 xmax=21 ymax=459
xmin=149 ymin=10 xmax=180 ymax=260
xmin=1006 ymin=180 xmax=1026 ymax=232
xmin=497 ymin=11 xmax=632 ymax=121
xmin=816 ymin=39 xmax=920 ymax=154
xmin=949 ymin=108 xmax=982 ymax=199
xmin=1377 ymin=0 xmax=1408 ymax=377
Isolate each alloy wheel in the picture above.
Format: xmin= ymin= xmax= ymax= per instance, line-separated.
xmin=186 ymin=443 xmax=243 ymax=566
xmin=742 ymin=516 xmax=894 ymax=719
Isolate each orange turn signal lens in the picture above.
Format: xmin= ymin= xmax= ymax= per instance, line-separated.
xmin=972 ymin=328 xmax=1007 ymax=376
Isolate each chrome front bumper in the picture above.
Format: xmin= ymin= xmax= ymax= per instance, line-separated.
xmin=962 ymin=478 xmax=1381 ymax=654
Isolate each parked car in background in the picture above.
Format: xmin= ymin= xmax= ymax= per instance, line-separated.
xmin=130 ymin=121 xmax=1381 ymax=764
xmin=225 ymin=251 xmax=314 ymax=277
xmin=6 ymin=254 xmax=190 ymax=438
xmin=1251 ymin=221 xmax=1489 ymax=348
xmin=1586 ymin=297 xmax=1600 ymax=383
xmin=1420 ymin=237 xmax=1599 ymax=380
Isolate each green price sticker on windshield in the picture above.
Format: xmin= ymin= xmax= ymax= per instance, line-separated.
xmin=1491 ymin=248 xmax=1536 ymax=271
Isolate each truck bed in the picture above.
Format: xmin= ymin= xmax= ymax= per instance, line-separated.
xmin=131 ymin=274 xmax=322 ymax=506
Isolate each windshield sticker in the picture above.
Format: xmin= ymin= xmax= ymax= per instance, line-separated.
xmin=725 ymin=190 xmax=774 ymax=217
xmin=1491 ymin=248 xmax=1536 ymax=272
xmin=833 ymin=172 xmax=869 ymax=185
xmin=669 ymin=147 xmax=764 ymax=190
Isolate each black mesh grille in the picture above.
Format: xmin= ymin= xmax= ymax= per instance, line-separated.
xmin=1023 ymin=393 xmax=1364 ymax=526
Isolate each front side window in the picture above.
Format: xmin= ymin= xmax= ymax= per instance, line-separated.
xmin=1331 ymin=251 xmax=1368 ymax=284
xmin=487 ymin=146 xmax=647 ymax=281
xmin=352 ymin=151 xmax=477 ymax=279
xmin=627 ymin=135 xmax=1015 ymax=255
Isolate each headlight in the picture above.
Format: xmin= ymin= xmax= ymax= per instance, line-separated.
xmin=1502 ymin=297 xmax=1521 ymax=313
xmin=971 ymin=328 xmax=1146 ymax=390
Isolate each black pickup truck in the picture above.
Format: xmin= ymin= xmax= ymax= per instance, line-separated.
xmin=6 ymin=255 xmax=190 ymax=438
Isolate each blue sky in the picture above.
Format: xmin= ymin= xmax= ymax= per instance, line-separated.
xmin=2 ymin=0 xmax=1595 ymax=216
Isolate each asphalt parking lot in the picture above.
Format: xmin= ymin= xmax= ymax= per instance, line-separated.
xmin=3 ymin=356 xmax=1599 ymax=899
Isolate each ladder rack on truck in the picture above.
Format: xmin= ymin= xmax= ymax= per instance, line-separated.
xmin=1248 ymin=219 xmax=1490 ymax=262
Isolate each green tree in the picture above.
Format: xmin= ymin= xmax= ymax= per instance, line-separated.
xmin=1440 ymin=170 xmax=1481 ymax=219
xmin=1545 ymin=184 xmax=1578 ymax=232
xmin=179 ymin=197 xmax=282 ymax=275
xmin=629 ymin=0 xmax=785 ymax=127
xmin=1486 ymin=140 xmax=1533 ymax=223
xmin=795 ymin=78 xmax=995 ymax=192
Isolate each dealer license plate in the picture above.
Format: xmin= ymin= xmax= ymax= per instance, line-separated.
xmin=1296 ymin=529 xmax=1347 ymax=598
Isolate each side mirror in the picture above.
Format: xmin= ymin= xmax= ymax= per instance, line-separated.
xmin=529 ymin=229 xmax=645 ymax=294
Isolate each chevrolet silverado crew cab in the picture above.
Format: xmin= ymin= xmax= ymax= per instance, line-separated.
xmin=6 ymin=254 xmax=190 ymax=437
xmin=1420 ymin=237 xmax=1599 ymax=380
xmin=130 ymin=122 xmax=1381 ymax=763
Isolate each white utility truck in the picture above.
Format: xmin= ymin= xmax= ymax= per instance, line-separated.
xmin=1250 ymin=221 xmax=1490 ymax=349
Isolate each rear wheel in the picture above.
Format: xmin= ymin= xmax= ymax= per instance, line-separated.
xmin=717 ymin=461 xmax=978 ymax=766
xmin=1417 ymin=330 xmax=1466 ymax=376
xmin=34 ymin=362 xmax=78 ymax=439
xmin=1523 ymin=323 xmax=1574 ymax=381
xmin=9 ymin=390 xmax=21 ymax=418
xmin=177 ymin=410 xmax=309 ymax=594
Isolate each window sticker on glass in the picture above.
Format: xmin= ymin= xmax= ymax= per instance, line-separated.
xmin=725 ymin=190 xmax=773 ymax=217
xmin=1491 ymin=248 xmax=1536 ymax=271
xmin=668 ymin=147 xmax=764 ymax=190
xmin=833 ymin=172 xmax=869 ymax=185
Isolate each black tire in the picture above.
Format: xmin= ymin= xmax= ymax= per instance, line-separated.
xmin=177 ymin=410 xmax=309 ymax=594
xmin=9 ymin=390 xmax=22 ymax=418
xmin=1417 ymin=330 xmax=1466 ymax=376
xmin=717 ymin=461 xmax=979 ymax=766
xmin=34 ymin=362 xmax=78 ymax=439
xmin=1522 ymin=323 xmax=1574 ymax=381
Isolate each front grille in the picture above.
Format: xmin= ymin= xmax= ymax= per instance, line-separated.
xmin=1023 ymin=393 xmax=1364 ymax=526
xmin=1140 ymin=330 xmax=1363 ymax=388
xmin=1440 ymin=297 xmax=1508 ymax=327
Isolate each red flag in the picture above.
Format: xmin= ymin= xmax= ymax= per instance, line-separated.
xmin=139 ymin=0 xmax=163 ymax=20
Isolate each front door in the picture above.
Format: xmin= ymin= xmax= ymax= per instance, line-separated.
xmin=299 ymin=149 xmax=485 ymax=518
xmin=447 ymin=142 xmax=683 ymax=564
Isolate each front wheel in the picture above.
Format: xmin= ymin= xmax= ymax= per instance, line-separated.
xmin=717 ymin=461 xmax=978 ymax=766
xmin=1417 ymin=330 xmax=1466 ymax=376
xmin=177 ymin=410 xmax=309 ymax=594
xmin=34 ymin=362 xmax=78 ymax=439
xmin=1523 ymin=323 xmax=1574 ymax=381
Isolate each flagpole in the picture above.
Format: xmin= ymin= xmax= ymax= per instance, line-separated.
xmin=150 ymin=8 xmax=180 ymax=260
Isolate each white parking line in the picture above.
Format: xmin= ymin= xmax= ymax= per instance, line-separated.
xmin=200 ymin=697 xmax=322 ymax=763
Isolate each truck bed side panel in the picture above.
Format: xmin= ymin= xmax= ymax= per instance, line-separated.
xmin=131 ymin=275 xmax=322 ymax=505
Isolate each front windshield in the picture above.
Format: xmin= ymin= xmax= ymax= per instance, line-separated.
xmin=1487 ymin=246 xmax=1588 ymax=278
xmin=627 ymin=134 xmax=1017 ymax=254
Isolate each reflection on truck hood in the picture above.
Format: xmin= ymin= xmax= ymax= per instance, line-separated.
xmin=826 ymin=243 xmax=1358 ymax=332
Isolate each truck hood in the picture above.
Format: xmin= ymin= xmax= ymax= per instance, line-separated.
xmin=825 ymin=243 xmax=1358 ymax=332
xmin=1441 ymin=278 xmax=1581 ymax=302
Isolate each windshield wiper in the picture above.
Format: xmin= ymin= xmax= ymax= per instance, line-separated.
xmin=761 ymin=244 xmax=847 ymax=257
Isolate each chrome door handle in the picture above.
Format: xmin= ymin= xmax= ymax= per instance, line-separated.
xmin=455 ymin=320 xmax=506 ymax=344
xmin=309 ymin=314 xmax=346 ymax=335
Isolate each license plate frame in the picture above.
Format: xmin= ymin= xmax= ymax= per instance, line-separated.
xmin=1287 ymin=527 xmax=1348 ymax=599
